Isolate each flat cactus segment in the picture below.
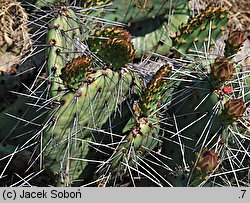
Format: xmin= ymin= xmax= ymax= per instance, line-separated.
xmin=161 ymin=78 xmax=223 ymax=170
xmin=141 ymin=64 xmax=172 ymax=116
xmin=87 ymin=26 xmax=135 ymax=68
xmin=60 ymin=56 xmax=93 ymax=90
xmin=106 ymin=115 xmax=160 ymax=177
xmin=43 ymin=68 xmax=142 ymax=185
xmin=172 ymin=6 xmax=229 ymax=58
xmin=46 ymin=7 xmax=81 ymax=97
xmin=131 ymin=3 xmax=190 ymax=57
xmin=102 ymin=0 xmax=188 ymax=24
xmin=97 ymin=65 xmax=173 ymax=182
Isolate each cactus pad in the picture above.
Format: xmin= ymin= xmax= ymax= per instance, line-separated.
xmin=172 ymin=6 xmax=229 ymax=58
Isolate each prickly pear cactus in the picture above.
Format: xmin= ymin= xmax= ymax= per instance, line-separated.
xmin=43 ymin=62 xmax=142 ymax=186
xmin=160 ymin=25 xmax=249 ymax=186
xmin=0 ymin=0 xmax=248 ymax=188
xmin=172 ymin=6 xmax=229 ymax=58
xmin=95 ymin=64 xmax=173 ymax=186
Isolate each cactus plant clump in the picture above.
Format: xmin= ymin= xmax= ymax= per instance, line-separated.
xmin=157 ymin=13 xmax=249 ymax=186
xmin=0 ymin=0 xmax=249 ymax=188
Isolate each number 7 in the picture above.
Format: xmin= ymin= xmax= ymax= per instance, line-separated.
xmin=241 ymin=190 xmax=246 ymax=198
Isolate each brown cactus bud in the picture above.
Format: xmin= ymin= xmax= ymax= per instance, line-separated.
xmin=224 ymin=30 xmax=245 ymax=57
xmin=196 ymin=148 xmax=218 ymax=173
xmin=227 ymin=30 xmax=245 ymax=47
xmin=210 ymin=57 xmax=234 ymax=88
xmin=224 ymin=98 xmax=246 ymax=119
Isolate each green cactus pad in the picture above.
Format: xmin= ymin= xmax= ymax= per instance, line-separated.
xmin=46 ymin=7 xmax=81 ymax=97
xmin=97 ymin=64 xmax=173 ymax=183
xmin=131 ymin=3 xmax=190 ymax=57
xmin=43 ymin=67 xmax=142 ymax=186
xmin=102 ymin=0 xmax=188 ymax=24
xmin=172 ymin=6 xmax=229 ymax=58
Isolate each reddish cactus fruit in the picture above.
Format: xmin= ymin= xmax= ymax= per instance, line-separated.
xmin=223 ymin=85 xmax=233 ymax=94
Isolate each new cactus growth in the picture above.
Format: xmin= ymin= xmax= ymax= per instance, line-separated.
xmin=87 ymin=26 xmax=135 ymax=68
xmin=210 ymin=57 xmax=234 ymax=89
xmin=221 ymin=98 xmax=247 ymax=125
xmin=60 ymin=56 xmax=92 ymax=90
xmin=189 ymin=148 xmax=219 ymax=186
